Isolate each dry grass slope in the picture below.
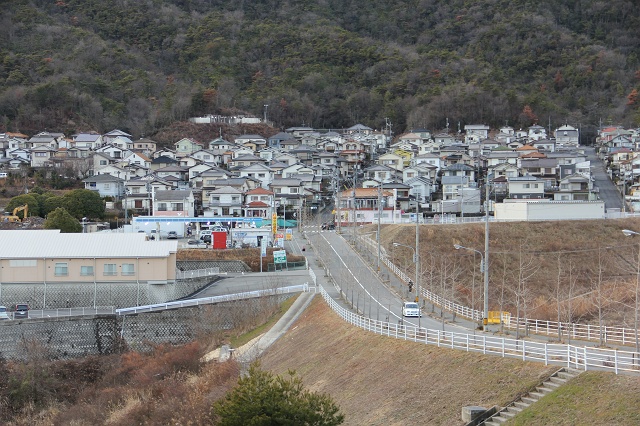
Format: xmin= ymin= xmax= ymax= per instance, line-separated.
xmin=261 ymin=298 xmax=558 ymax=425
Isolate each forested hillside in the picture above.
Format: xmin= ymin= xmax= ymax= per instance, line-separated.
xmin=0 ymin=0 xmax=638 ymax=140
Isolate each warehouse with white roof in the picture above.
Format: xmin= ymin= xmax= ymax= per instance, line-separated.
xmin=0 ymin=230 xmax=178 ymax=285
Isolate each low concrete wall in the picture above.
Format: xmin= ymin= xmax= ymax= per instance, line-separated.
xmin=0 ymin=294 xmax=293 ymax=360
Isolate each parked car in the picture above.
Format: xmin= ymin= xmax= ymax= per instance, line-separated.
xmin=402 ymin=301 xmax=422 ymax=317
xmin=0 ymin=306 xmax=10 ymax=320
xmin=167 ymin=231 xmax=178 ymax=239
xmin=14 ymin=303 xmax=29 ymax=319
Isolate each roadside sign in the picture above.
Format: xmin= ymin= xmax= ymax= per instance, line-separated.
xmin=271 ymin=213 xmax=277 ymax=234
xmin=273 ymin=250 xmax=287 ymax=264
xmin=260 ymin=239 xmax=267 ymax=257
xmin=285 ymin=228 xmax=292 ymax=240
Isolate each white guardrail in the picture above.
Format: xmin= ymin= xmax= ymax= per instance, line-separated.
xmin=24 ymin=306 xmax=116 ymax=319
xmin=115 ymin=284 xmax=309 ymax=315
xmin=177 ymin=267 xmax=221 ymax=279
xmin=357 ymin=234 xmax=640 ymax=347
xmin=316 ymin=282 xmax=640 ymax=375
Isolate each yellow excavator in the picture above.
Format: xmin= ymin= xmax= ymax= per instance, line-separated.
xmin=1 ymin=204 xmax=28 ymax=223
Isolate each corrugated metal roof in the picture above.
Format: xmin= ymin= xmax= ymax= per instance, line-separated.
xmin=0 ymin=230 xmax=177 ymax=259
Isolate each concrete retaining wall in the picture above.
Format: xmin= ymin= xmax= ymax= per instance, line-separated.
xmin=0 ymin=294 xmax=293 ymax=360
xmin=0 ymin=276 xmax=213 ymax=310
xmin=177 ymin=260 xmax=251 ymax=273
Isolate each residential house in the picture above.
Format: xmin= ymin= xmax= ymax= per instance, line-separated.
xmin=153 ymin=148 xmax=177 ymax=159
xmin=133 ymin=137 xmax=157 ymax=153
xmin=73 ymin=133 xmax=103 ymax=149
xmin=527 ymin=125 xmax=547 ymax=141
xmin=102 ymin=129 xmax=132 ymax=145
xmin=208 ymin=137 xmax=239 ymax=151
xmin=485 ymin=149 xmax=519 ymax=167
xmin=441 ymin=176 xmax=470 ymax=201
xmin=403 ymin=163 xmax=438 ymax=182
xmin=30 ymin=145 xmax=56 ymax=168
xmin=110 ymin=136 xmax=133 ymax=150
xmin=313 ymin=152 xmax=339 ymax=168
xmin=26 ymin=132 xmax=61 ymax=149
xmin=344 ymin=124 xmax=373 ymax=136
xmin=234 ymin=134 xmax=267 ymax=151
xmin=229 ymin=153 xmax=267 ymax=170
xmin=268 ymin=132 xmax=296 ymax=148
xmin=270 ymin=178 xmax=305 ymax=209
xmin=154 ymin=165 xmax=188 ymax=183
xmin=413 ymin=153 xmax=442 ymax=171
xmin=442 ymin=163 xmax=476 ymax=182
xmin=96 ymin=144 xmax=126 ymax=160
xmin=518 ymin=158 xmax=559 ymax=188
xmin=274 ymin=152 xmax=299 ymax=166
xmin=553 ymin=124 xmax=580 ymax=146
xmin=174 ymin=138 xmax=203 ymax=157
xmin=82 ymin=174 xmax=124 ymax=198
xmin=188 ymin=163 xmax=214 ymax=180
xmin=532 ymin=139 xmax=556 ymax=152
xmin=150 ymin=155 xmax=178 ymax=171
xmin=204 ymin=186 xmax=243 ymax=216
xmin=433 ymin=133 xmax=456 ymax=146
xmin=507 ymin=176 xmax=545 ymax=199
xmin=553 ymin=174 xmax=592 ymax=201
xmin=464 ymin=124 xmax=490 ymax=143
xmin=153 ymin=189 xmax=196 ymax=217
xmin=191 ymin=168 xmax=233 ymax=192
xmin=405 ymin=176 xmax=432 ymax=206
xmin=377 ymin=152 xmax=404 ymax=171
xmin=237 ymin=163 xmax=274 ymax=188
xmin=289 ymin=145 xmax=318 ymax=165
xmin=489 ymin=163 xmax=519 ymax=179
xmin=244 ymin=187 xmax=274 ymax=218
xmin=124 ymin=178 xmax=153 ymax=214
xmin=363 ymin=164 xmax=401 ymax=183
xmin=123 ymin=152 xmax=151 ymax=169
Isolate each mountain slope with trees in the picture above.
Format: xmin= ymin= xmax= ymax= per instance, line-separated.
xmin=1 ymin=0 xmax=638 ymax=140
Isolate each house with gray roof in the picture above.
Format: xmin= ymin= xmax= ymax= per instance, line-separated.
xmin=83 ymin=173 xmax=124 ymax=198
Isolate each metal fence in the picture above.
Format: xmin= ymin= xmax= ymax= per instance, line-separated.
xmin=316 ymin=282 xmax=640 ymax=375
xmin=116 ymin=284 xmax=309 ymax=315
xmin=357 ymin=234 xmax=640 ymax=347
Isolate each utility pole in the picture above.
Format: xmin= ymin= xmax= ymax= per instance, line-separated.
xmin=352 ymin=165 xmax=357 ymax=241
xmin=483 ymin=179 xmax=490 ymax=330
xmin=377 ymin=182 xmax=382 ymax=272
xmin=415 ymin=197 xmax=420 ymax=328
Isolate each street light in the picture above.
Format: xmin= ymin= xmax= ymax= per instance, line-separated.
xmin=454 ymin=243 xmax=489 ymax=330
xmin=393 ymin=241 xmax=420 ymax=326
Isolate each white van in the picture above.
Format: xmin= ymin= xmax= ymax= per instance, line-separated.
xmin=0 ymin=172 xmax=7 ymax=179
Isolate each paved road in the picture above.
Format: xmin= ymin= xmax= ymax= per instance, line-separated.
xmin=191 ymin=270 xmax=312 ymax=298
xmin=296 ymin=224 xmax=473 ymax=333
xmin=586 ymin=146 xmax=623 ymax=210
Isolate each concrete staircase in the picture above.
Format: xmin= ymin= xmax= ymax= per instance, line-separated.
xmin=482 ymin=368 xmax=581 ymax=425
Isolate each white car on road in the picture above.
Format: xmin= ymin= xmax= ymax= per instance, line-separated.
xmin=402 ymin=301 xmax=422 ymax=317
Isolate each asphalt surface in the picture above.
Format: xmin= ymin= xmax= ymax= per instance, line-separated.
xmin=586 ymin=146 xmax=623 ymax=210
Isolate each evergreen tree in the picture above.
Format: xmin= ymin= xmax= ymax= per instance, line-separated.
xmin=213 ymin=363 xmax=344 ymax=426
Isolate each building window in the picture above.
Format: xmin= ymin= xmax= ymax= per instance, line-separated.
xmin=157 ymin=203 xmax=167 ymax=211
xmin=122 ymin=263 xmax=135 ymax=276
xmin=132 ymin=187 xmax=140 ymax=194
xmin=523 ymin=184 xmax=530 ymax=188
xmin=561 ymin=183 xmax=568 ymax=189
xmin=290 ymin=188 xmax=298 ymax=194
xmin=81 ymin=266 xmax=94 ymax=276
xmin=55 ymin=262 xmax=68 ymax=276
xmin=104 ymin=264 xmax=117 ymax=276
